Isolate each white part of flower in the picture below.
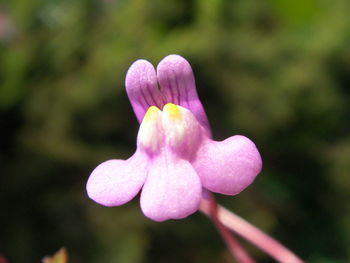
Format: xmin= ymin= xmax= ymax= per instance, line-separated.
xmin=162 ymin=104 xmax=202 ymax=154
xmin=137 ymin=106 xmax=163 ymax=153
xmin=137 ymin=104 xmax=203 ymax=157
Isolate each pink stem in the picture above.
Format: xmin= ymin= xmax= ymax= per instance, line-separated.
xmin=205 ymin=195 xmax=256 ymax=263
xmin=199 ymin=197 xmax=304 ymax=263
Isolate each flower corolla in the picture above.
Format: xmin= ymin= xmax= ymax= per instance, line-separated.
xmin=86 ymin=55 xmax=262 ymax=221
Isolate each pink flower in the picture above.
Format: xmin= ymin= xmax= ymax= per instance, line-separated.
xmin=86 ymin=55 xmax=262 ymax=221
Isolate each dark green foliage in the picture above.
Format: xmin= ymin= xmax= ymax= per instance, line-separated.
xmin=1 ymin=0 xmax=350 ymax=262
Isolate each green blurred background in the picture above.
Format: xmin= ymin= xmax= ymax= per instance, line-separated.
xmin=1 ymin=0 xmax=350 ymax=262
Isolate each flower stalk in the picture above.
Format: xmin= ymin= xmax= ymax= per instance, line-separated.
xmin=199 ymin=195 xmax=304 ymax=263
xmin=203 ymin=194 xmax=256 ymax=263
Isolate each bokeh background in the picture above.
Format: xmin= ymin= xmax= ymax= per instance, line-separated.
xmin=1 ymin=0 xmax=350 ymax=262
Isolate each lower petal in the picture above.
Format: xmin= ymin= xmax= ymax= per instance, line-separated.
xmin=193 ymin=135 xmax=262 ymax=195
xmin=86 ymin=150 xmax=148 ymax=206
xmin=140 ymin=151 xmax=202 ymax=221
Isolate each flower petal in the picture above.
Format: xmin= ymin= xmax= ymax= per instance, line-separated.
xmin=161 ymin=103 xmax=204 ymax=160
xmin=156 ymin=54 xmax=211 ymax=136
xmin=193 ymin=135 xmax=262 ymax=195
xmin=86 ymin=150 xmax=148 ymax=206
xmin=140 ymin=150 xmax=202 ymax=221
xmin=125 ymin=59 xmax=164 ymax=123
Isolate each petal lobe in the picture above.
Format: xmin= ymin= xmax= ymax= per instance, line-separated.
xmin=140 ymin=151 xmax=202 ymax=221
xmin=86 ymin=150 xmax=148 ymax=206
xmin=193 ymin=135 xmax=262 ymax=195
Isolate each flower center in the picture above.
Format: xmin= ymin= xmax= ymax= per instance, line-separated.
xmin=143 ymin=105 xmax=161 ymax=123
xmin=137 ymin=103 xmax=202 ymax=157
xmin=163 ymin=103 xmax=181 ymax=120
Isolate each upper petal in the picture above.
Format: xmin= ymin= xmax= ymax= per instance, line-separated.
xmin=193 ymin=135 xmax=262 ymax=195
xmin=140 ymin=150 xmax=202 ymax=221
xmin=86 ymin=150 xmax=148 ymax=206
xmin=156 ymin=55 xmax=211 ymax=136
xmin=125 ymin=59 xmax=164 ymax=123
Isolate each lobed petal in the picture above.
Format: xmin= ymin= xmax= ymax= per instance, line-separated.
xmin=125 ymin=59 xmax=164 ymax=123
xmin=156 ymin=55 xmax=211 ymax=136
xmin=193 ymin=135 xmax=262 ymax=195
xmin=86 ymin=150 xmax=148 ymax=206
xmin=140 ymin=150 xmax=202 ymax=221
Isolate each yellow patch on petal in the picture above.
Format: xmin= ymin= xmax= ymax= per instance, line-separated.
xmin=138 ymin=106 xmax=162 ymax=153
xmin=144 ymin=106 xmax=161 ymax=123
xmin=163 ymin=103 xmax=181 ymax=120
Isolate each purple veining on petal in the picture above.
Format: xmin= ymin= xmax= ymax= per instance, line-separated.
xmin=146 ymin=84 xmax=159 ymax=106
xmin=140 ymin=149 xmax=202 ymax=221
xmin=139 ymin=84 xmax=154 ymax=107
xmin=137 ymin=94 xmax=148 ymax=111
xmin=192 ymin=135 xmax=262 ymax=196
xmin=125 ymin=59 xmax=163 ymax=123
xmin=86 ymin=149 xmax=149 ymax=206
xmin=157 ymin=55 xmax=211 ymax=136
xmin=174 ymin=72 xmax=182 ymax=106
xmin=125 ymin=55 xmax=211 ymax=137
